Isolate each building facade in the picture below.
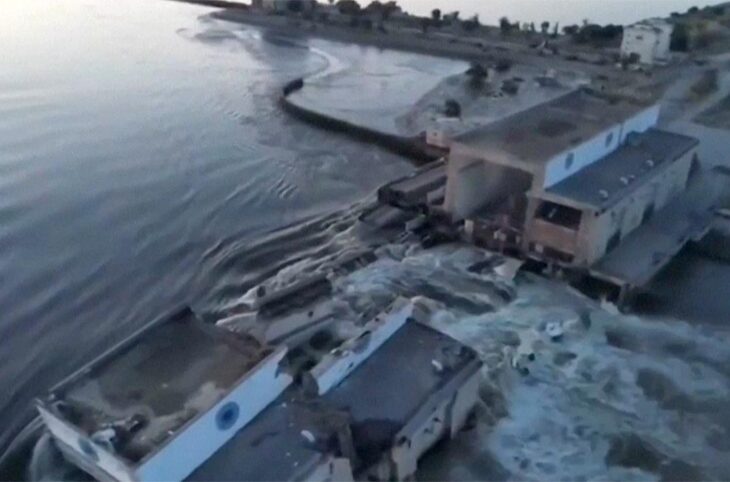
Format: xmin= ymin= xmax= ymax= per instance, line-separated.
xmin=443 ymin=89 xmax=700 ymax=273
xmin=621 ymin=19 xmax=673 ymax=64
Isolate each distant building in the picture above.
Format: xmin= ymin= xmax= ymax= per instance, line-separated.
xmin=621 ymin=18 xmax=673 ymax=64
xmin=441 ymin=89 xmax=711 ymax=301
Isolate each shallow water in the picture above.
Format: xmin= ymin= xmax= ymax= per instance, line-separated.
xmin=0 ymin=0 xmax=416 ymax=455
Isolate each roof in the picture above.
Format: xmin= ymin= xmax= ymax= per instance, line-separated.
xmin=544 ymin=128 xmax=699 ymax=210
xmin=188 ymin=390 xmax=325 ymax=482
xmin=189 ymin=321 xmax=481 ymax=480
xmin=452 ymin=90 xmax=649 ymax=169
xmin=46 ymin=308 xmax=269 ymax=464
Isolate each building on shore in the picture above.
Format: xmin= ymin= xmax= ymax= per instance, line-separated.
xmin=36 ymin=300 xmax=482 ymax=482
xmin=620 ymin=18 xmax=673 ymax=65
xmin=439 ymin=89 xmax=714 ymax=302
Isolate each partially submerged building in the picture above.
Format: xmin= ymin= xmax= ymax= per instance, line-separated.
xmin=37 ymin=300 xmax=482 ymax=481
xmin=441 ymin=89 xmax=714 ymax=301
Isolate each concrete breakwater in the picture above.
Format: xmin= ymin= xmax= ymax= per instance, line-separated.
xmin=280 ymin=78 xmax=444 ymax=164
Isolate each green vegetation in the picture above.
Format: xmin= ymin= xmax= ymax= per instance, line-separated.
xmin=495 ymin=58 xmax=513 ymax=72
xmin=462 ymin=14 xmax=480 ymax=32
xmin=670 ymin=22 xmax=690 ymax=51
xmin=444 ymin=99 xmax=461 ymax=118
xmin=691 ymin=69 xmax=719 ymax=97
xmin=564 ymin=23 xmax=623 ymax=45
xmin=337 ymin=0 xmax=361 ymax=15
xmin=466 ymin=62 xmax=488 ymax=91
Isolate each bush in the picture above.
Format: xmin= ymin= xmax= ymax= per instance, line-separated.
xmin=502 ymin=80 xmax=519 ymax=95
xmin=670 ymin=22 xmax=690 ymax=51
xmin=286 ymin=0 xmax=303 ymax=13
xmin=691 ymin=69 xmax=719 ymax=96
xmin=572 ymin=23 xmax=622 ymax=44
xmin=466 ymin=62 xmax=488 ymax=78
xmin=337 ymin=0 xmax=361 ymax=16
xmin=495 ymin=58 xmax=513 ymax=72
xmin=444 ymin=99 xmax=462 ymax=117
xmin=462 ymin=15 xmax=480 ymax=32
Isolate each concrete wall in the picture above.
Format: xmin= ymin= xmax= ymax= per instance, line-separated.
xmin=444 ymin=152 xmax=533 ymax=221
xmin=578 ymin=148 xmax=695 ymax=264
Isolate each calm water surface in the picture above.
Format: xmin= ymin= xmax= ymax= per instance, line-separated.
xmin=0 ymin=0 xmax=413 ymax=452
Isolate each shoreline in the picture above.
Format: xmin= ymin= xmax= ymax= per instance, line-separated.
xmin=209 ymin=7 xmax=625 ymax=78
xmin=279 ymin=79 xmax=444 ymax=164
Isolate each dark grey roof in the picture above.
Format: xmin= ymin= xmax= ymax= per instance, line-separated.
xmin=188 ymin=390 xmax=325 ymax=482
xmin=322 ymin=322 xmax=478 ymax=431
xmin=453 ymin=90 xmax=649 ymax=166
xmin=189 ymin=322 xmax=481 ymax=480
xmin=545 ymin=129 xmax=699 ymax=210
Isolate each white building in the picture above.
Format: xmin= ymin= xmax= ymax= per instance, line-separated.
xmin=621 ymin=18 xmax=673 ymax=65
xmin=442 ymin=89 xmax=706 ymax=287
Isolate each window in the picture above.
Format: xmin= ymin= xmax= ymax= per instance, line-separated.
xmin=565 ymin=153 xmax=574 ymax=170
xmin=536 ymin=201 xmax=582 ymax=229
xmin=605 ymin=132 xmax=614 ymax=147
xmin=216 ymin=402 xmax=240 ymax=430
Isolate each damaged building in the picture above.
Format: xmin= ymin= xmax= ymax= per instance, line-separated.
xmin=35 ymin=300 xmax=482 ymax=482
xmin=438 ymin=89 xmax=716 ymax=302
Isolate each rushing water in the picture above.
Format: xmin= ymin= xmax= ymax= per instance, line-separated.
xmin=0 ymin=0 xmax=416 ymax=457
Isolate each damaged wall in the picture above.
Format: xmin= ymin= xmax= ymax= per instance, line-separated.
xmin=444 ymin=153 xmax=533 ymax=221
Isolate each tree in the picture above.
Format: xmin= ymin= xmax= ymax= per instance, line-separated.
xmin=463 ymin=14 xmax=480 ymax=32
xmin=552 ymin=22 xmax=559 ymax=38
xmin=337 ymin=0 xmax=361 ymax=16
xmin=466 ymin=62 xmax=488 ymax=90
xmin=563 ymin=24 xmax=579 ymax=36
xmin=420 ymin=17 xmax=430 ymax=33
xmin=529 ymin=22 xmax=536 ymax=33
xmin=431 ymin=8 xmax=441 ymax=21
xmin=444 ymin=99 xmax=461 ymax=118
xmin=287 ymin=0 xmax=304 ymax=13
xmin=540 ymin=21 xmax=550 ymax=34
xmin=687 ymin=6 xmax=699 ymax=14
xmin=499 ymin=16 xmax=512 ymax=35
xmin=495 ymin=57 xmax=512 ymax=72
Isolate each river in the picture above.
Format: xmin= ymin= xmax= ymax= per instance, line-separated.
xmin=0 ymin=0 xmax=415 ymax=458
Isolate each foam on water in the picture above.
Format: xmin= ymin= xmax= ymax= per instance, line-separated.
xmin=328 ymin=243 xmax=730 ymax=480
